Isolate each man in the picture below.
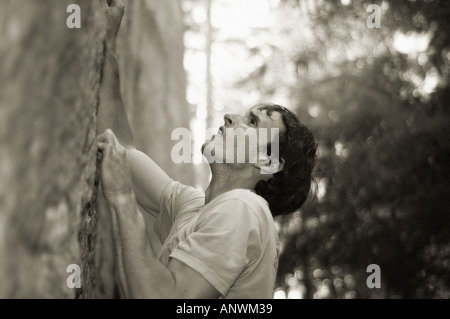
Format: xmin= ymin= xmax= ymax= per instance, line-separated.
xmin=97 ymin=0 xmax=317 ymax=299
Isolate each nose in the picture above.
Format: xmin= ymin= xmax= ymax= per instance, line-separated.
xmin=224 ymin=113 xmax=240 ymax=127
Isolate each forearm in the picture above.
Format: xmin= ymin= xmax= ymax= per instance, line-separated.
xmin=108 ymin=193 xmax=177 ymax=299
xmin=97 ymin=42 xmax=134 ymax=148
xmin=109 ymin=203 xmax=130 ymax=298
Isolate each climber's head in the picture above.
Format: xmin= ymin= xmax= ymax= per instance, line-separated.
xmin=202 ymin=103 xmax=317 ymax=217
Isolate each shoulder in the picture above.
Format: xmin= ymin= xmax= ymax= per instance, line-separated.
xmin=200 ymin=189 xmax=273 ymax=233
xmin=164 ymin=179 xmax=204 ymax=197
xmin=158 ymin=179 xmax=205 ymax=228
xmin=214 ymin=189 xmax=271 ymax=219
xmin=162 ymin=179 xmax=205 ymax=207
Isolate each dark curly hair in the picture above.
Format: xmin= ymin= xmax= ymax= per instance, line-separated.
xmin=254 ymin=103 xmax=317 ymax=216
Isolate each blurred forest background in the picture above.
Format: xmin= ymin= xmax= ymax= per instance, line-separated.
xmin=185 ymin=0 xmax=450 ymax=299
xmin=0 ymin=0 xmax=449 ymax=298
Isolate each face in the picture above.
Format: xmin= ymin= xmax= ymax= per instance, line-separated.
xmin=202 ymin=105 xmax=286 ymax=167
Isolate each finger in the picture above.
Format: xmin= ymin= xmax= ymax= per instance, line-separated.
xmin=97 ymin=132 xmax=107 ymax=143
xmin=96 ymin=128 xmax=112 ymax=140
xmin=98 ymin=141 xmax=120 ymax=159
xmin=97 ymin=141 xmax=108 ymax=150
xmin=97 ymin=142 xmax=112 ymax=155
xmin=105 ymin=129 xmax=119 ymax=146
xmin=97 ymin=129 xmax=115 ymax=144
xmin=97 ymin=134 xmax=110 ymax=144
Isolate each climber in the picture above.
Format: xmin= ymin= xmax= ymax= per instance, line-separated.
xmin=97 ymin=0 xmax=317 ymax=299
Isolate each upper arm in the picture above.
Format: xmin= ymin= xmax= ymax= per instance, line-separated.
xmin=167 ymin=199 xmax=262 ymax=297
xmin=168 ymin=258 xmax=220 ymax=299
xmin=126 ymin=148 xmax=171 ymax=215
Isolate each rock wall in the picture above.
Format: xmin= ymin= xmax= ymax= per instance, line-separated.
xmin=117 ymin=0 xmax=194 ymax=186
xmin=0 ymin=0 xmax=191 ymax=298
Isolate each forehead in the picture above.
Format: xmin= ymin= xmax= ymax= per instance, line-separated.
xmin=248 ymin=106 xmax=286 ymax=133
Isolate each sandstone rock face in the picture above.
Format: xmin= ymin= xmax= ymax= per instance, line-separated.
xmin=0 ymin=0 xmax=191 ymax=298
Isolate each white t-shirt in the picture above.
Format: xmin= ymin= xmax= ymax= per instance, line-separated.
xmin=154 ymin=179 xmax=280 ymax=299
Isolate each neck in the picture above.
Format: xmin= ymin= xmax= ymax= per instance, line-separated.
xmin=204 ymin=165 xmax=258 ymax=205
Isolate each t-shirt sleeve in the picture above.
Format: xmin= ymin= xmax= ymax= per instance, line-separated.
xmin=169 ymin=198 xmax=262 ymax=297
xmin=155 ymin=179 xmax=204 ymax=242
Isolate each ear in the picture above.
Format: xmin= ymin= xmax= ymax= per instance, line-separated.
xmin=254 ymin=157 xmax=285 ymax=175
xmin=267 ymin=157 xmax=284 ymax=173
xmin=276 ymin=157 xmax=285 ymax=172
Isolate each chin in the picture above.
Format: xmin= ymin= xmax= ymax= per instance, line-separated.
xmin=201 ymin=142 xmax=207 ymax=153
xmin=202 ymin=141 xmax=229 ymax=165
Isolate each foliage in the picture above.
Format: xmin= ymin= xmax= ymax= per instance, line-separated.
xmin=254 ymin=0 xmax=450 ymax=298
xmin=182 ymin=0 xmax=450 ymax=298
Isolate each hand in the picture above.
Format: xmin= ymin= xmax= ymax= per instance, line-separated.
xmin=104 ymin=0 xmax=125 ymax=49
xmin=97 ymin=129 xmax=133 ymax=202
